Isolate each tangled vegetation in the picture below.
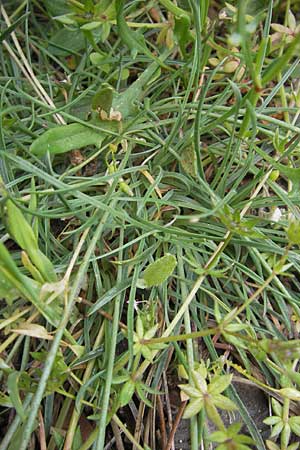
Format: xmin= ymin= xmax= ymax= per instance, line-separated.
xmin=1 ymin=1 xmax=300 ymax=449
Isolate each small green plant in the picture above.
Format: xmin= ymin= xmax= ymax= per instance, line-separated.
xmin=179 ymin=364 xmax=236 ymax=424
xmin=2 ymin=1 xmax=300 ymax=449
xmin=210 ymin=423 xmax=254 ymax=450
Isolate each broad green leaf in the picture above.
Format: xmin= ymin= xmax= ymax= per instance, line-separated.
xmin=21 ymin=251 xmax=45 ymax=284
xmin=32 ymin=53 xmax=169 ymax=159
xmin=163 ymin=0 xmax=193 ymax=56
xmin=136 ymin=315 xmax=144 ymax=338
xmin=44 ymin=0 xmax=69 ymax=16
xmin=112 ymin=59 xmax=164 ymax=118
xmin=144 ymin=324 xmax=159 ymax=340
xmin=141 ymin=254 xmax=177 ymax=288
xmin=30 ymin=123 xmax=106 ymax=157
xmin=7 ymin=371 xmax=26 ymax=420
xmin=174 ymin=15 xmax=192 ymax=56
xmin=181 ymin=144 xmax=197 ymax=178
xmin=92 ymin=84 xmax=114 ymax=113
xmin=49 ymin=28 xmax=86 ymax=55
xmin=288 ymin=10 xmax=297 ymax=30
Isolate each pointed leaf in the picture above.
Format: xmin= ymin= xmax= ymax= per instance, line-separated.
xmin=92 ymin=84 xmax=114 ymax=114
xmin=144 ymin=324 xmax=158 ymax=340
xmin=209 ymin=430 xmax=227 ymax=443
xmin=208 ymin=374 xmax=233 ymax=395
xmin=213 ymin=394 xmax=238 ymax=411
xmin=280 ymin=387 xmax=300 ymax=401
xmin=266 ymin=441 xmax=280 ymax=450
xmin=119 ymin=379 xmax=135 ymax=407
xmin=263 ymin=416 xmax=281 ymax=425
xmin=289 ymin=417 xmax=300 ymax=436
xmin=272 ymin=398 xmax=283 ymax=416
xmin=7 ymin=371 xmax=26 ymax=420
xmin=270 ymin=421 xmax=284 ymax=438
xmin=192 ymin=369 xmax=207 ymax=393
xmin=182 ymin=398 xmax=204 ymax=419
xmin=288 ymin=443 xmax=300 ymax=450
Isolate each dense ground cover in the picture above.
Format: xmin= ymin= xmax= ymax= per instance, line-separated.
xmin=1 ymin=1 xmax=300 ymax=449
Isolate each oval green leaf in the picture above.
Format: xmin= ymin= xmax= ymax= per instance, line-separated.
xmin=142 ymin=254 xmax=177 ymax=288
xmin=30 ymin=123 xmax=104 ymax=157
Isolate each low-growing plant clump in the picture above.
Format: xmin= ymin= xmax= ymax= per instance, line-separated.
xmin=1 ymin=1 xmax=300 ymax=449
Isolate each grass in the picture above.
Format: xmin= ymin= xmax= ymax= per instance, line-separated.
xmin=1 ymin=1 xmax=300 ymax=449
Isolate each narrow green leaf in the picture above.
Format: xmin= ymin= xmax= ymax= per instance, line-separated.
xmin=6 ymin=199 xmax=38 ymax=251
xmin=287 ymin=220 xmax=300 ymax=245
xmin=182 ymin=398 xmax=204 ymax=419
xmin=280 ymin=387 xmax=300 ymax=401
xmin=263 ymin=416 xmax=281 ymax=425
xmin=213 ymin=394 xmax=238 ymax=411
xmin=266 ymin=440 xmax=280 ymax=450
xmin=119 ymin=379 xmax=135 ymax=407
xmin=7 ymin=371 xmax=26 ymax=421
xmin=0 ymin=13 xmax=30 ymax=43
xmin=6 ymin=200 xmax=57 ymax=282
xmin=262 ymin=34 xmax=300 ymax=85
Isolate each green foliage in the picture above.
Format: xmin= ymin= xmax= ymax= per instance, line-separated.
xmin=140 ymin=254 xmax=177 ymax=288
xmin=210 ymin=423 xmax=254 ymax=450
xmin=179 ymin=365 xmax=237 ymax=422
xmin=2 ymin=1 xmax=300 ymax=449
xmin=30 ymin=123 xmax=105 ymax=157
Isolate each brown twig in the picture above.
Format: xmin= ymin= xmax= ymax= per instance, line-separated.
xmin=164 ymin=401 xmax=187 ymax=450
xmin=111 ymin=419 xmax=125 ymax=450
xmin=156 ymin=393 xmax=167 ymax=448
xmin=38 ymin=409 xmax=47 ymax=450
